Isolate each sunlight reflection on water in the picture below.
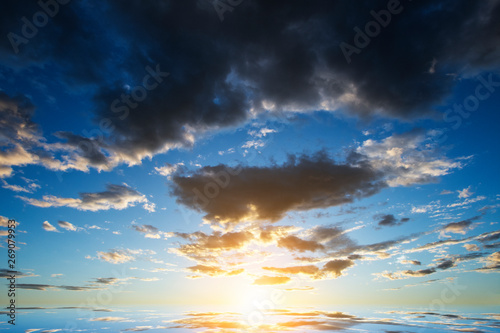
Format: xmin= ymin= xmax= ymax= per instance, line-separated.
xmin=3 ymin=305 xmax=500 ymax=332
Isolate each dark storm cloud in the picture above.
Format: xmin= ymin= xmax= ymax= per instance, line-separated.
xmin=0 ymin=1 xmax=111 ymax=84
xmin=375 ymin=214 xmax=410 ymax=227
xmin=1 ymin=1 xmax=499 ymax=166
xmin=0 ymin=92 xmax=118 ymax=175
xmin=172 ymin=152 xmax=385 ymax=223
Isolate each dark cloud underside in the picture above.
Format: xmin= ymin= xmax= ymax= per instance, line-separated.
xmin=1 ymin=1 xmax=499 ymax=166
xmin=172 ymin=152 xmax=384 ymax=223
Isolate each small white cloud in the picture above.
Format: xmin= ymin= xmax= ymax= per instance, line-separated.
xmin=457 ymin=186 xmax=473 ymax=199
xmin=87 ymin=225 xmax=108 ymax=230
xmin=242 ymin=139 xmax=265 ymax=149
xmin=218 ymin=148 xmax=235 ymax=156
xmin=57 ymin=221 xmax=78 ymax=231
xmin=0 ymin=216 xmax=19 ymax=227
xmin=428 ymin=58 xmax=437 ymax=74
xmin=463 ymin=244 xmax=480 ymax=252
xmin=154 ymin=162 xmax=184 ymax=179
xmin=248 ymin=127 xmax=277 ymax=138
xmin=143 ymin=202 xmax=156 ymax=213
xmin=411 ymin=201 xmax=441 ymax=214
xmin=42 ymin=221 xmax=59 ymax=232
xmin=97 ymin=250 xmax=134 ymax=264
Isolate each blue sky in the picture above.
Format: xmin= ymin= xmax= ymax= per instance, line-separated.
xmin=1 ymin=0 xmax=500 ymax=325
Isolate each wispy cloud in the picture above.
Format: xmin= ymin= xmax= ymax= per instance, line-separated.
xmin=92 ymin=248 xmax=156 ymax=264
xmin=131 ymin=223 xmax=172 ymax=239
xmin=16 ymin=283 xmax=97 ymax=291
xmin=253 ymin=275 xmax=291 ymax=285
xmin=18 ymin=184 xmax=152 ymax=211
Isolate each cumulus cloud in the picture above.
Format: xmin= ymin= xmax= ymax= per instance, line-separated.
xmin=0 ymin=1 xmax=498 ymax=174
xmin=356 ymin=130 xmax=464 ymax=187
xmin=18 ymin=184 xmax=151 ymax=211
xmin=168 ymin=223 xmax=361 ymax=281
xmin=172 ymin=131 xmax=463 ymax=225
xmin=172 ymin=152 xmax=385 ymax=224
xmin=170 ymin=230 xmax=257 ymax=265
